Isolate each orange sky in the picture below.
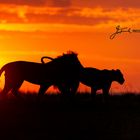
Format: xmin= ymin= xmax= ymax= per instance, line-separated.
xmin=0 ymin=0 xmax=140 ymax=94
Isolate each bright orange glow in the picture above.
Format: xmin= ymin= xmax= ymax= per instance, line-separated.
xmin=0 ymin=2 xmax=139 ymax=94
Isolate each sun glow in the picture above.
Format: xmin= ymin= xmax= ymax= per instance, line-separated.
xmin=0 ymin=1 xmax=139 ymax=93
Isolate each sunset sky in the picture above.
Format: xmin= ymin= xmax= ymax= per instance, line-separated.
xmin=0 ymin=0 xmax=140 ymax=94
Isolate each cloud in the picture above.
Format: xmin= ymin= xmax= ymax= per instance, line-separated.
xmin=0 ymin=0 xmax=46 ymax=6
xmin=0 ymin=4 xmax=140 ymax=32
xmin=0 ymin=0 xmax=71 ymax=7
xmin=51 ymin=0 xmax=71 ymax=7
xmin=27 ymin=7 xmax=140 ymax=27
xmin=0 ymin=0 xmax=140 ymax=8
xmin=73 ymin=0 xmax=140 ymax=8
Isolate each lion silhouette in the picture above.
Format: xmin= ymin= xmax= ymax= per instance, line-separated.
xmin=80 ymin=67 xmax=125 ymax=96
xmin=0 ymin=51 xmax=83 ymax=96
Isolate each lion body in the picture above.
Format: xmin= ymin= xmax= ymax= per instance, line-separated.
xmin=0 ymin=52 xmax=83 ymax=96
xmin=80 ymin=67 xmax=125 ymax=96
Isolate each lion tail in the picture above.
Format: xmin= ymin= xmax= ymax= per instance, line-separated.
xmin=41 ymin=56 xmax=54 ymax=64
xmin=0 ymin=65 xmax=6 ymax=77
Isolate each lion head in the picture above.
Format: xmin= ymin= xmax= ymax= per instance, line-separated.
xmin=112 ymin=69 xmax=125 ymax=85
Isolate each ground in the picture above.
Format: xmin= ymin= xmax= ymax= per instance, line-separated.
xmin=0 ymin=92 xmax=140 ymax=140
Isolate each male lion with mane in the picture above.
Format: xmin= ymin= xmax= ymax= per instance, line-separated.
xmin=0 ymin=51 xmax=83 ymax=96
xmin=80 ymin=67 xmax=125 ymax=97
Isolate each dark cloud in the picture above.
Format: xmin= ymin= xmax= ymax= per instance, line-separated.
xmin=0 ymin=0 xmax=71 ymax=7
xmin=0 ymin=0 xmax=139 ymax=8
xmin=0 ymin=0 xmax=138 ymax=25
xmin=0 ymin=0 xmax=46 ymax=6
xmin=73 ymin=0 xmax=140 ymax=8
xmin=51 ymin=0 xmax=71 ymax=7
xmin=25 ymin=11 xmax=111 ymax=25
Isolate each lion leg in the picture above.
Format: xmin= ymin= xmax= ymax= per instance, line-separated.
xmin=38 ymin=84 xmax=50 ymax=96
xmin=11 ymin=80 xmax=23 ymax=97
xmin=103 ymin=89 xmax=109 ymax=96
xmin=59 ymin=87 xmax=70 ymax=95
xmin=102 ymin=85 xmax=110 ymax=96
xmin=1 ymin=82 xmax=12 ymax=96
xmin=102 ymin=87 xmax=110 ymax=101
xmin=91 ymin=87 xmax=96 ymax=95
xmin=91 ymin=87 xmax=97 ymax=99
xmin=1 ymin=75 xmax=13 ymax=96
xmin=57 ymin=83 xmax=70 ymax=95
xmin=70 ymin=81 xmax=79 ymax=95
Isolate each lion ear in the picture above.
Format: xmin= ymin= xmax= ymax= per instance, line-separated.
xmin=116 ymin=69 xmax=120 ymax=72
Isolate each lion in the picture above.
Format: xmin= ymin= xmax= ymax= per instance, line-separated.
xmin=80 ymin=67 xmax=125 ymax=96
xmin=0 ymin=52 xmax=83 ymax=96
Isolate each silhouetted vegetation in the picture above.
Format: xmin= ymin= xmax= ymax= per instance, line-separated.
xmin=0 ymin=92 xmax=140 ymax=140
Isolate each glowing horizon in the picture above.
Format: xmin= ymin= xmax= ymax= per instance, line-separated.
xmin=0 ymin=1 xmax=139 ymax=94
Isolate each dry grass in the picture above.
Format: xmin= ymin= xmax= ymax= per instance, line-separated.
xmin=0 ymin=91 xmax=140 ymax=140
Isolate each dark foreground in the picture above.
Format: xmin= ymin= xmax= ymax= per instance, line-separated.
xmin=0 ymin=93 xmax=140 ymax=140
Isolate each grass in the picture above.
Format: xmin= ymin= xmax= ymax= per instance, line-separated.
xmin=0 ymin=92 xmax=140 ymax=140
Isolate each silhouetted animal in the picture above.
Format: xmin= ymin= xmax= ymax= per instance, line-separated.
xmin=41 ymin=56 xmax=54 ymax=64
xmin=0 ymin=52 xmax=83 ymax=96
xmin=41 ymin=55 xmax=82 ymax=95
xmin=80 ymin=68 xmax=125 ymax=96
